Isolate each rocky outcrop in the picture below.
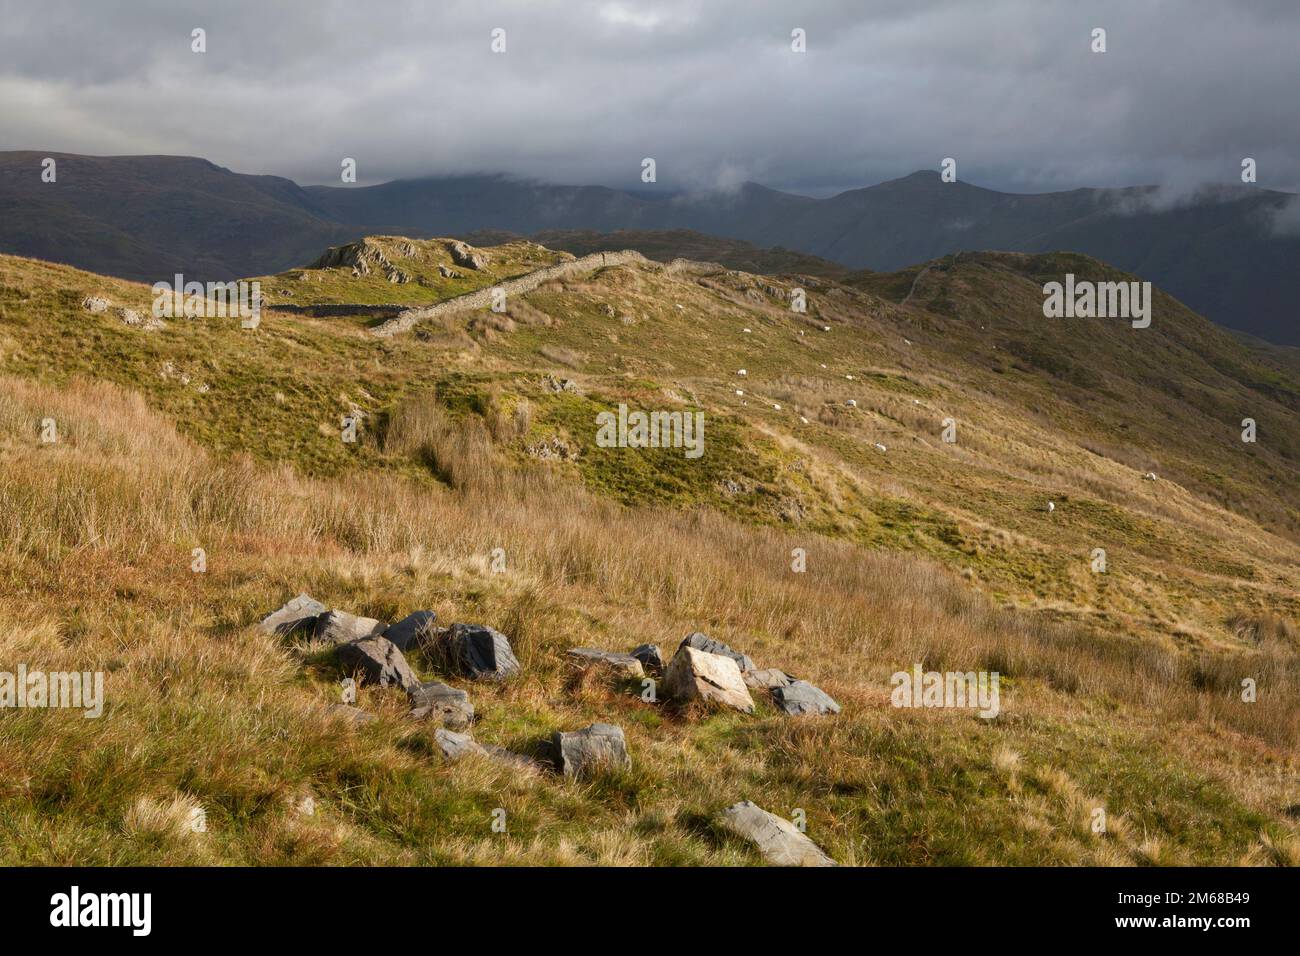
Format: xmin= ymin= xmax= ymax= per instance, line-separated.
xmin=310 ymin=238 xmax=414 ymax=284
xmin=447 ymin=240 xmax=489 ymax=270
xmin=719 ymin=801 xmax=836 ymax=867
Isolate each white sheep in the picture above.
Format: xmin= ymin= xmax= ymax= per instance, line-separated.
xmin=1047 ymin=501 xmax=1056 ymax=513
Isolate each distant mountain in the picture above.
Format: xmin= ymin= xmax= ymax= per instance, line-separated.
xmin=0 ymin=152 xmax=352 ymax=281
xmin=2 ymin=152 xmax=1296 ymax=343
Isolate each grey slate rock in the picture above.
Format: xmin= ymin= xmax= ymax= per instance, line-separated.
xmin=337 ymin=635 xmax=421 ymax=693
xmin=719 ymin=801 xmax=836 ymax=866
xmin=385 ymin=610 xmax=438 ymax=651
xmin=259 ymin=593 xmax=327 ymax=636
xmin=448 ymin=623 xmax=521 ymax=680
xmin=433 ymin=729 xmax=541 ymax=772
xmin=744 ymin=667 xmax=794 ymax=690
xmin=433 ymin=728 xmax=482 ymax=761
xmin=772 ymin=680 xmax=841 ymax=716
xmin=314 ymin=609 xmax=386 ymax=645
xmin=408 ymin=681 xmax=473 ymax=729
xmin=552 ymin=722 xmax=631 ymax=778
xmin=630 ymin=643 xmax=664 ymax=672
xmin=566 ymin=648 xmax=645 ymax=677
xmin=679 ymin=632 xmax=755 ymax=672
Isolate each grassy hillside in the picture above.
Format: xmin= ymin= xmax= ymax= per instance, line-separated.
xmin=0 ymin=240 xmax=1296 ymax=865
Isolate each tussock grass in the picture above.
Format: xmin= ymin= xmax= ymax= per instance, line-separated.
xmin=0 ymin=374 xmax=1295 ymax=865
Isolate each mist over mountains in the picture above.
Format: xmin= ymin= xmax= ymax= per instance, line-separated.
xmin=2 ymin=151 xmax=1296 ymax=344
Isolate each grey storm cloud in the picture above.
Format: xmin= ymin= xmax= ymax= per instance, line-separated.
xmin=1 ymin=0 xmax=1297 ymax=196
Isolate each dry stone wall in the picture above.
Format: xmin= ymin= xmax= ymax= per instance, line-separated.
xmin=371 ymin=249 xmax=650 ymax=337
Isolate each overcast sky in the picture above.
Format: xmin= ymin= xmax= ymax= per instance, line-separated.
xmin=1 ymin=0 xmax=1297 ymax=196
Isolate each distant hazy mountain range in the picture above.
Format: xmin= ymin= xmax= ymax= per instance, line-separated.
xmin=1 ymin=151 xmax=1296 ymax=344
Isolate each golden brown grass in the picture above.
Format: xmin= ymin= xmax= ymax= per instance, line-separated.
xmin=1 ymin=374 xmax=1296 ymax=865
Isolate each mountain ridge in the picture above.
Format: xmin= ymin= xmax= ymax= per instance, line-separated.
xmin=1 ymin=151 xmax=1296 ymax=343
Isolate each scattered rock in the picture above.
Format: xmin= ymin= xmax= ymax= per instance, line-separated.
xmin=258 ymin=593 xmax=327 ymax=636
xmin=566 ymin=648 xmax=645 ymax=677
xmin=115 ymin=306 xmax=164 ymax=331
xmin=600 ymin=304 xmax=616 ymax=317
xmin=744 ymin=667 xmax=794 ymax=690
xmin=438 ymin=264 xmax=463 ymax=278
xmin=337 ymin=635 xmax=421 ymax=693
xmin=407 ymin=681 xmax=473 ymax=729
xmin=630 ymin=643 xmax=664 ymax=673
xmin=322 ymin=703 xmax=375 ymax=725
xmin=679 ymin=632 xmax=755 ymax=672
xmin=552 ymin=723 xmax=631 ymax=778
xmin=385 ymin=610 xmax=437 ymax=651
xmin=447 ymin=240 xmax=489 ymax=270
xmin=81 ymin=295 xmax=110 ymax=314
xmin=314 ymin=609 xmax=387 ymax=645
xmin=527 ymin=435 xmax=577 ymax=461
xmin=664 ymin=645 xmax=755 ymax=713
xmin=433 ymin=728 xmax=483 ymax=761
xmin=772 ymin=680 xmax=841 ymax=716
xmin=541 ymin=373 xmax=579 ymax=393
xmin=434 ymin=729 xmax=541 ymax=771
xmin=719 ymin=801 xmax=836 ymax=867
xmin=446 ymin=623 xmax=521 ymax=681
